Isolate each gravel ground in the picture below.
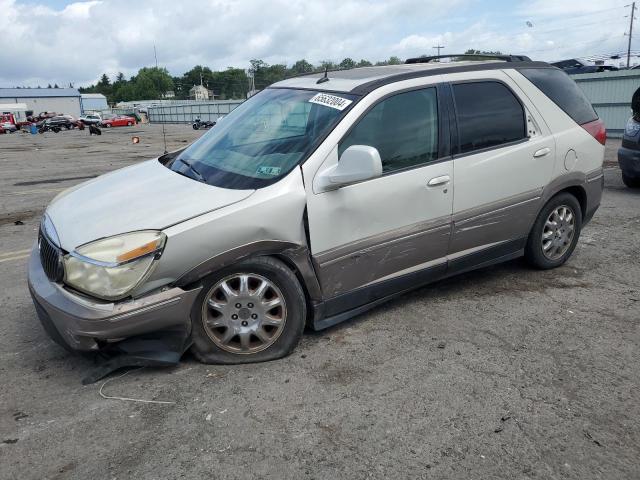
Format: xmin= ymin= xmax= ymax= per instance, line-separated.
xmin=0 ymin=126 xmax=638 ymax=480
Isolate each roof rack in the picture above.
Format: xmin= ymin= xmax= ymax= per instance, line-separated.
xmin=405 ymin=54 xmax=532 ymax=64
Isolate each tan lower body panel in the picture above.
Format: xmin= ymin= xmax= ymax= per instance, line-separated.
xmin=313 ymin=216 xmax=451 ymax=298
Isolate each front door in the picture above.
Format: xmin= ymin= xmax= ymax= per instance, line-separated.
xmin=305 ymin=86 xmax=453 ymax=308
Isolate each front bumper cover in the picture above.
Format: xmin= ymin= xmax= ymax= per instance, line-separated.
xmin=27 ymin=247 xmax=202 ymax=352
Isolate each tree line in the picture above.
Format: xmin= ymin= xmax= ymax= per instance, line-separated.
xmin=78 ymin=56 xmax=405 ymax=104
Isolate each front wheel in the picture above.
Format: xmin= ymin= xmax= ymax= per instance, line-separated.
xmin=525 ymin=193 xmax=582 ymax=269
xmin=192 ymin=124 xmax=199 ymax=130
xmin=622 ymin=173 xmax=640 ymax=188
xmin=190 ymin=256 xmax=306 ymax=364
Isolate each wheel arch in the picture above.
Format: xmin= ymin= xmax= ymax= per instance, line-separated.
xmin=539 ymin=174 xmax=589 ymax=220
xmin=175 ymin=241 xmax=322 ymax=325
xmin=557 ymin=185 xmax=587 ymax=219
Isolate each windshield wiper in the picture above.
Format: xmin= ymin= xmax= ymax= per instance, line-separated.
xmin=175 ymin=158 xmax=205 ymax=182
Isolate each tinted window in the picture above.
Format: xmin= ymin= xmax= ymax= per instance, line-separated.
xmin=339 ymin=88 xmax=438 ymax=173
xmin=453 ymin=82 xmax=526 ymax=154
xmin=519 ymin=68 xmax=598 ymax=125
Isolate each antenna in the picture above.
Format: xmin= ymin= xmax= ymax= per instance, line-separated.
xmin=316 ymin=65 xmax=330 ymax=84
xmin=154 ymin=44 xmax=168 ymax=154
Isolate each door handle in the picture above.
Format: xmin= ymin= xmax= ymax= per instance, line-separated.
xmin=533 ymin=147 xmax=551 ymax=158
xmin=427 ymin=175 xmax=451 ymax=187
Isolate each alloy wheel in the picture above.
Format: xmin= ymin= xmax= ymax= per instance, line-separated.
xmin=202 ymin=273 xmax=287 ymax=354
xmin=541 ymin=205 xmax=575 ymax=260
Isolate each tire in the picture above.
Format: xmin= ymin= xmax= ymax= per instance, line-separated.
xmin=105 ymin=123 xmax=111 ymax=128
xmin=622 ymin=173 xmax=640 ymax=188
xmin=192 ymin=124 xmax=199 ymax=130
xmin=190 ymin=256 xmax=306 ymax=364
xmin=127 ymin=122 xmax=132 ymax=126
xmin=525 ymin=192 xmax=582 ymax=269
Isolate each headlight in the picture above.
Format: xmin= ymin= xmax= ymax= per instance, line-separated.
xmin=63 ymin=231 xmax=166 ymax=300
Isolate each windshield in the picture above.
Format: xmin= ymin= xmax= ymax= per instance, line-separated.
xmin=168 ymin=88 xmax=358 ymax=189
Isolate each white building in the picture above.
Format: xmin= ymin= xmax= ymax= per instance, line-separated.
xmin=189 ymin=84 xmax=212 ymax=101
xmin=0 ymin=88 xmax=81 ymax=117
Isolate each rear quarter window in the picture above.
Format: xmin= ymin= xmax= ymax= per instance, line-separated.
xmin=518 ymin=68 xmax=598 ymax=125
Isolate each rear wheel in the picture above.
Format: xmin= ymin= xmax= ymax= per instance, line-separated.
xmin=127 ymin=121 xmax=132 ymax=126
xmin=525 ymin=193 xmax=582 ymax=269
xmin=190 ymin=256 xmax=306 ymax=364
xmin=105 ymin=123 xmax=111 ymax=128
xmin=622 ymin=173 xmax=640 ymax=188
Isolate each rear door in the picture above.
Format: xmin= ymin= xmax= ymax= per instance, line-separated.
xmin=446 ymin=71 xmax=556 ymax=261
xmin=305 ymin=83 xmax=454 ymax=305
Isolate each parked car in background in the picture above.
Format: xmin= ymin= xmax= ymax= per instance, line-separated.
xmin=618 ymin=86 xmax=640 ymax=188
xmin=551 ymin=58 xmax=618 ymax=75
xmin=40 ymin=116 xmax=75 ymax=130
xmin=100 ymin=115 xmax=137 ymax=127
xmin=79 ymin=113 xmax=102 ymax=125
xmin=0 ymin=121 xmax=18 ymax=133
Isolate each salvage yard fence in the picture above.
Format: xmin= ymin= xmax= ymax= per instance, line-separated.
xmin=148 ymin=100 xmax=244 ymax=124
xmin=570 ymin=70 xmax=639 ymax=138
xmin=146 ymin=72 xmax=638 ymax=138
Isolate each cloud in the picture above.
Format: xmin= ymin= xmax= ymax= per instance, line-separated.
xmin=0 ymin=0 xmax=467 ymax=86
xmin=0 ymin=0 xmax=635 ymax=87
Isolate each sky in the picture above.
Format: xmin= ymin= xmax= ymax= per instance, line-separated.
xmin=1 ymin=0 xmax=637 ymax=87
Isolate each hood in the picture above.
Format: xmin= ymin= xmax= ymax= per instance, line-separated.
xmin=47 ymin=159 xmax=254 ymax=250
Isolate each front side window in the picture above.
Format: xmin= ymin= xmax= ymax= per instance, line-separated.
xmin=339 ymin=88 xmax=439 ymax=173
xmin=170 ymin=88 xmax=357 ymax=189
xmin=452 ymin=81 xmax=526 ymax=154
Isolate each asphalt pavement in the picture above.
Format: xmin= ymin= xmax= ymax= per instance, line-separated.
xmin=1 ymin=125 xmax=638 ymax=479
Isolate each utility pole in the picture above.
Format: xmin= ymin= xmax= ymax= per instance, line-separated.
xmin=627 ymin=2 xmax=636 ymax=68
xmin=433 ymin=44 xmax=445 ymax=58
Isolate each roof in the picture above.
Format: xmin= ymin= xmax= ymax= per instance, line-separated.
xmin=272 ymin=60 xmax=551 ymax=94
xmin=80 ymin=93 xmax=106 ymax=99
xmin=0 ymin=88 xmax=80 ymax=98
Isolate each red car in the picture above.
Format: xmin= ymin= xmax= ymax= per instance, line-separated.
xmin=100 ymin=115 xmax=137 ymax=128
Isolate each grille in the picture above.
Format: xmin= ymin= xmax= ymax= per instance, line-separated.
xmin=38 ymin=228 xmax=64 ymax=282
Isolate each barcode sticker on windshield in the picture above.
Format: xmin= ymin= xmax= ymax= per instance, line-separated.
xmin=309 ymin=93 xmax=352 ymax=111
xmin=257 ymin=166 xmax=282 ymax=176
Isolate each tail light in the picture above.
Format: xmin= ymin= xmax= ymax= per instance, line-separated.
xmin=581 ymin=118 xmax=606 ymax=145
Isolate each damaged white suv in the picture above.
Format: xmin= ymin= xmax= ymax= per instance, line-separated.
xmin=29 ymin=54 xmax=605 ymax=366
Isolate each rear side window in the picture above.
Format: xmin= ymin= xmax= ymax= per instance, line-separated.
xmin=452 ymin=81 xmax=526 ymax=154
xmin=519 ymin=68 xmax=598 ymax=125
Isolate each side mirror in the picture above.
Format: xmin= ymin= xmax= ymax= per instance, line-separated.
xmin=316 ymin=145 xmax=383 ymax=191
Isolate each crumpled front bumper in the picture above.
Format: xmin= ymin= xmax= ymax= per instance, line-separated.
xmin=27 ymin=246 xmax=202 ymax=351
